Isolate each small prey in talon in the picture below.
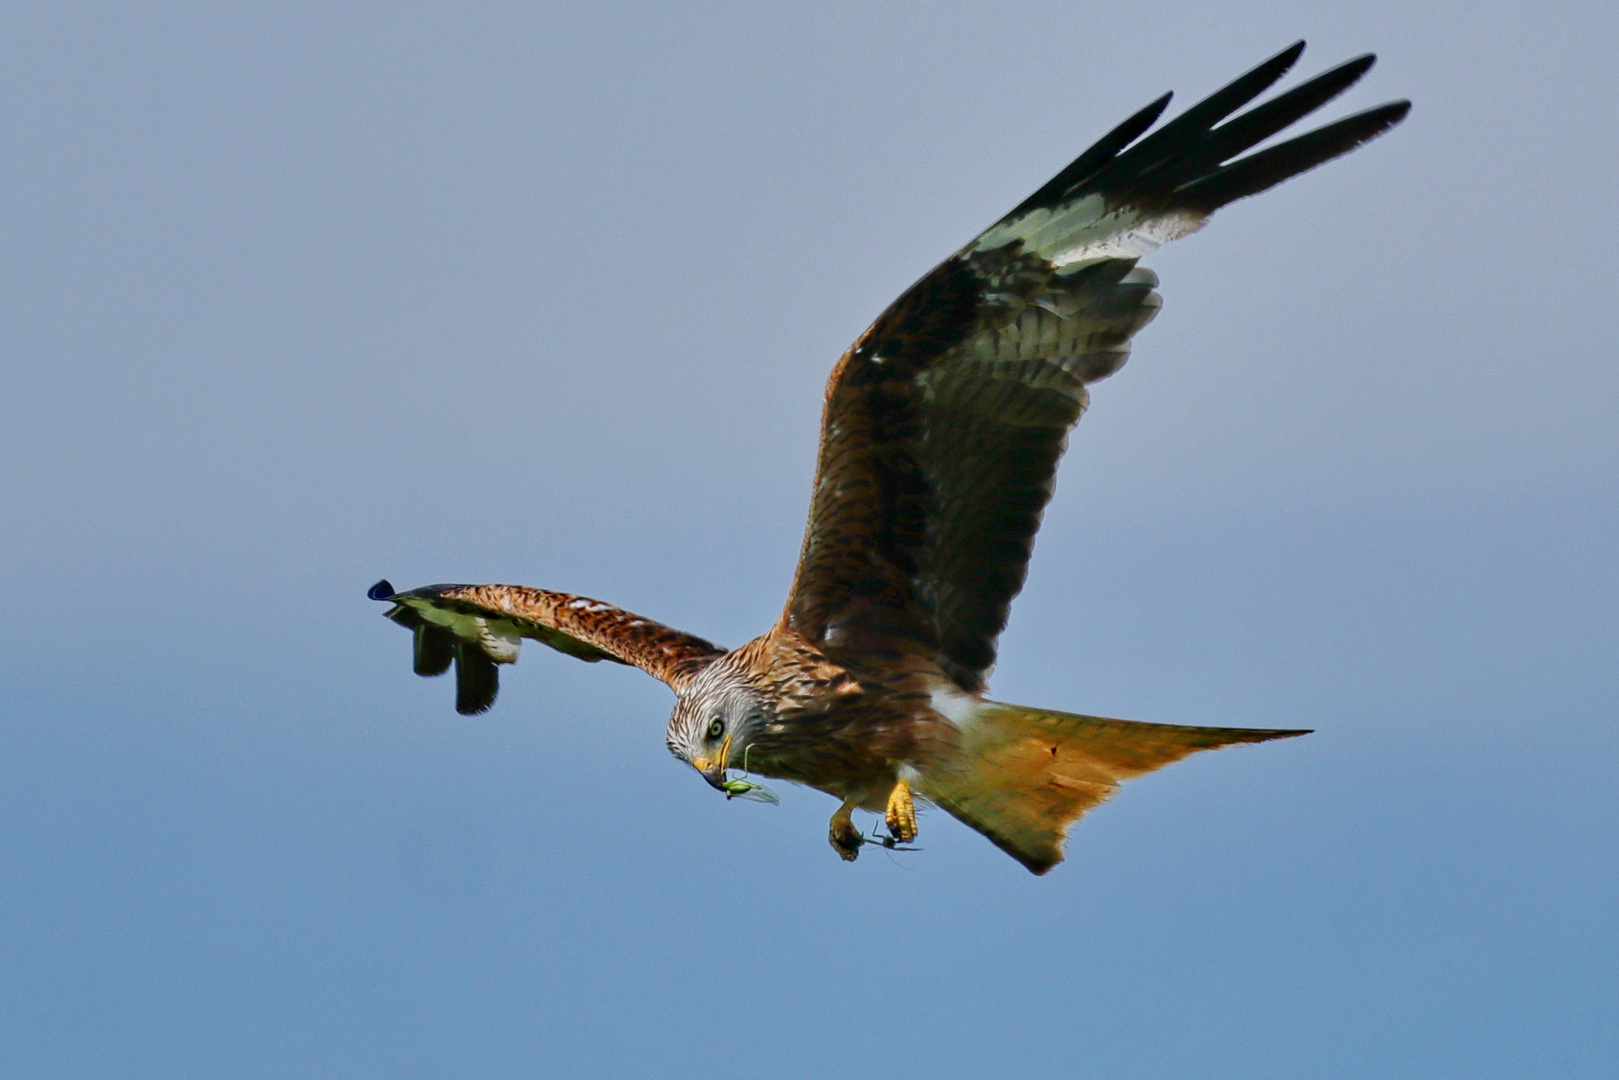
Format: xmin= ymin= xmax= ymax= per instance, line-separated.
xmin=829 ymin=800 xmax=863 ymax=862
xmin=369 ymin=43 xmax=1405 ymax=873
xmin=826 ymin=791 xmax=924 ymax=860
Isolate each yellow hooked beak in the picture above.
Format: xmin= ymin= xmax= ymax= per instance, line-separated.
xmin=691 ymin=732 xmax=732 ymax=792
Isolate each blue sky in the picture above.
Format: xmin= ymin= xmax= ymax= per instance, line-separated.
xmin=0 ymin=2 xmax=1614 ymax=1077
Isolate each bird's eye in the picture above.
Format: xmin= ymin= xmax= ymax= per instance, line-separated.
xmin=707 ymin=718 xmax=725 ymax=740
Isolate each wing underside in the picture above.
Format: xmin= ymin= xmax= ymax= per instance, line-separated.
xmin=784 ymin=43 xmax=1408 ymax=692
xmin=369 ymin=580 xmax=724 ymax=715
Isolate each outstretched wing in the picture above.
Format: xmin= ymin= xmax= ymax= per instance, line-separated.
xmin=368 ymin=580 xmax=725 ymax=715
xmin=784 ymin=43 xmax=1407 ymax=692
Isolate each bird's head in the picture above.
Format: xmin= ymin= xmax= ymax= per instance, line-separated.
xmin=666 ymin=652 xmax=773 ymax=797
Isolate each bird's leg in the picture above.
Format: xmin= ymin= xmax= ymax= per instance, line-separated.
xmin=828 ymin=798 xmax=862 ymax=862
xmin=884 ymin=778 xmax=918 ymax=843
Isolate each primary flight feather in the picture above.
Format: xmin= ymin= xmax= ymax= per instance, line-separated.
xmin=370 ymin=43 xmax=1407 ymax=873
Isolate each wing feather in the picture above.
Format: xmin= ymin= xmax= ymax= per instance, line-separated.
xmin=784 ymin=45 xmax=1406 ymax=692
xmin=412 ymin=622 xmax=455 ymax=677
xmin=370 ymin=580 xmax=724 ymax=714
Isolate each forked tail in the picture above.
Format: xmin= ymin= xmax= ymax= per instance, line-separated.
xmin=918 ymin=701 xmax=1308 ymax=874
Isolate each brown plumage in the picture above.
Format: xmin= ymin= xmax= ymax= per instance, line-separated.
xmin=369 ymin=43 xmax=1407 ymax=873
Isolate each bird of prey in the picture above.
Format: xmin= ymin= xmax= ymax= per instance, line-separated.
xmin=369 ymin=43 xmax=1407 ymax=874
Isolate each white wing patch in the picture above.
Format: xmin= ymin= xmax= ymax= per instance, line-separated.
xmin=971 ymin=194 xmax=1207 ymax=268
xmin=401 ymin=597 xmax=523 ymax=664
xmin=476 ymin=622 xmax=522 ymax=663
xmin=928 ymin=682 xmax=980 ymax=726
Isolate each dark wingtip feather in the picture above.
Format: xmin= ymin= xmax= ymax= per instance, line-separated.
xmin=413 ymin=624 xmax=455 ymax=678
xmin=1137 ymin=53 xmax=1382 ymax=194
xmin=368 ymin=579 xmax=396 ymax=602
xmin=1003 ymin=90 xmax=1174 ymax=219
xmin=1195 ymin=40 xmax=1310 ymax=123
xmin=1204 ymin=40 xmax=1311 ymax=109
xmin=1176 ymin=99 xmax=1409 ymax=211
xmin=1082 ymin=41 xmax=1312 ymax=196
xmin=1220 ymin=53 xmax=1377 ymax=144
xmin=454 ymin=642 xmax=499 ymax=716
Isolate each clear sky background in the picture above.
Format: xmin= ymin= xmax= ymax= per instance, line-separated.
xmin=1 ymin=2 xmax=1614 ymax=1077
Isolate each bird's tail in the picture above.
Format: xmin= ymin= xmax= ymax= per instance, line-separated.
xmin=917 ymin=701 xmax=1307 ymax=874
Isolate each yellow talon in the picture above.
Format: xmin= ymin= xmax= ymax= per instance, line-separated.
xmin=885 ymin=779 xmax=918 ymax=843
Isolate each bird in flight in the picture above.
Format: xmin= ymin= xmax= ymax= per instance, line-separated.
xmin=370 ymin=43 xmax=1407 ymax=874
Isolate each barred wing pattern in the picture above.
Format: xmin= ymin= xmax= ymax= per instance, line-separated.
xmin=785 ymin=43 xmax=1408 ymax=692
xmin=368 ymin=581 xmax=725 ymax=715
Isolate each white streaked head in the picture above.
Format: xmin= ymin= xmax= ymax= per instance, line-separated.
xmin=665 ymin=653 xmax=768 ymax=793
